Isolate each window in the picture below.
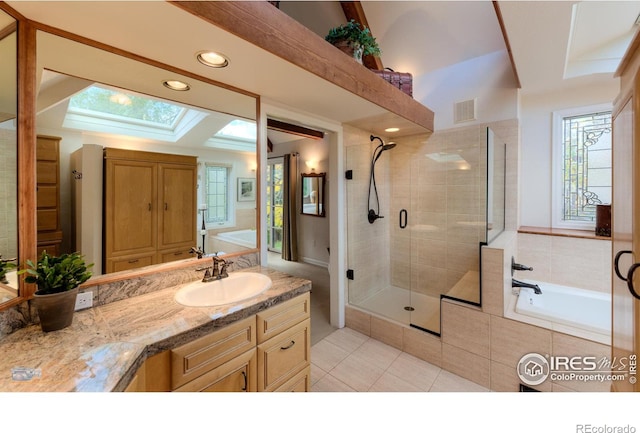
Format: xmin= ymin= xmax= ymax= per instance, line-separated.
xmin=204 ymin=164 xmax=232 ymax=225
xmin=552 ymin=105 xmax=612 ymax=229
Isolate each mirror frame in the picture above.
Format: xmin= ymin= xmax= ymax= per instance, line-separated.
xmin=300 ymin=172 xmax=326 ymax=217
xmin=1 ymin=10 xmax=262 ymax=311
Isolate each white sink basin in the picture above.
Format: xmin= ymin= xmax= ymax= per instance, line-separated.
xmin=174 ymin=272 xmax=272 ymax=307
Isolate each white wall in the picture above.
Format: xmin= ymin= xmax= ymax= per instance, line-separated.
xmin=519 ymin=81 xmax=618 ymax=227
xmin=416 ymin=50 xmax=520 ymax=131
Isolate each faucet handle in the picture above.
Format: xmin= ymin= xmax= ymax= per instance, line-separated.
xmin=511 ymin=256 xmax=533 ymax=275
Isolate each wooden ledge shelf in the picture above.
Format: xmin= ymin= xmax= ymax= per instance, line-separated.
xmin=172 ymin=1 xmax=434 ymax=134
xmin=518 ymin=226 xmax=611 ymax=241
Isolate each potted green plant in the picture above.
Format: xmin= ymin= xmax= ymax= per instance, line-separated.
xmin=0 ymin=255 xmax=16 ymax=285
xmin=21 ymin=251 xmax=93 ymax=332
xmin=325 ymin=19 xmax=381 ymax=63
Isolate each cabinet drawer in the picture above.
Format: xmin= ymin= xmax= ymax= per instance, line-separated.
xmin=274 ymin=365 xmax=311 ymax=392
xmin=171 ymin=316 xmax=256 ymax=389
xmin=37 ymin=209 xmax=58 ymax=231
xmin=174 ymin=349 xmax=256 ymax=392
xmin=257 ymin=318 xmax=310 ymax=392
xmin=108 ymin=254 xmax=155 ymax=273
xmin=36 ymin=161 xmax=58 ymax=184
xmin=159 ymin=247 xmax=192 ymax=264
xmin=37 ymin=185 xmax=58 ymax=208
xmin=256 ymin=292 xmax=310 ymax=344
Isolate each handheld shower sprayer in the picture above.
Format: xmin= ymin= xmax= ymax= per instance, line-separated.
xmin=368 ymin=135 xmax=396 ymax=224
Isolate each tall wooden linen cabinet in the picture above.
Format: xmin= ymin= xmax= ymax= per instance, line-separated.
xmin=611 ymin=32 xmax=640 ymax=392
xmin=103 ymin=148 xmax=197 ymax=273
xmin=36 ymin=135 xmax=63 ymax=256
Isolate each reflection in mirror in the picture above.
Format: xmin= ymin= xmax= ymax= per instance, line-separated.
xmin=0 ymin=10 xmax=18 ymax=303
xmin=300 ymin=172 xmax=325 ymax=217
xmin=35 ymin=32 xmax=257 ymax=277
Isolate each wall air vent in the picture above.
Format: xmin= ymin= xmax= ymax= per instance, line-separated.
xmin=454 ymin=98 xmax=477 ymax=124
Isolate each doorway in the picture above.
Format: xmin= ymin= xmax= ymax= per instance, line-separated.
xmin=266 ymin=157 xmax=284 ymax=253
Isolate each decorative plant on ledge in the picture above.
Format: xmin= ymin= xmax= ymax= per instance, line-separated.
xmin=325 ymin=19 xmax=381 ymax=63
xmin=20 ymin=251 xmax=93 ymax=332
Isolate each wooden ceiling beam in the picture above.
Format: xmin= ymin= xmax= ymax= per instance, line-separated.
xmin=267 ymin=118 xmax=324 ymax=140
xmin=493 ymin=1 xmax=521 ymax=89
xmin=340 ymin=1 xmax=384 ymax=71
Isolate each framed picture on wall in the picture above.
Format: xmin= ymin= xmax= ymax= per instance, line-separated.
xmin=237 ymin=177 xmax=256 ymax=201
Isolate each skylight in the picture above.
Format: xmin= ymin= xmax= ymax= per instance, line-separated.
xmin=215 ymin=119 xmax=257 ymax=141
xmin=68 ymin=86 xmax=186 ymax=129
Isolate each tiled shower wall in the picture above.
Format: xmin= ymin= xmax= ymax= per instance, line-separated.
xmin=0 ymin=128 xmax=17 ymax=259
xmin=344 ymin=126 xmax=397 ymax=304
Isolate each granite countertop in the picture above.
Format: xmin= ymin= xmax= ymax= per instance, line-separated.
xmin=0 ymin=266 xmax=311 ymax=392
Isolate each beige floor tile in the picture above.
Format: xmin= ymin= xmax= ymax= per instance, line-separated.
xmin=369 ymin=371 xmax=424 ymax=392
xmin=330 ymin=352 xmax=385 ymax=391
xmin=312 ymin=374 xmax=357 ymax=392
xmin=323 ymin=327 xmax=369 ymax=353
xmin=310 ymin=362 xmax=328 ymax=386
xmin=351 ymin=338 xmax=402 ymax=371
xmin=310 ymin=339 xmax=351 ymax=372
xmin=429 ymin=370 xmax=490 ymax=392
xmin=386 ymin=352 xmax=441 ymax=391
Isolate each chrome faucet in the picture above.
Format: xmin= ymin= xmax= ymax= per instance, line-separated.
xmin=512 ymin=278 xmax=542 ymax=295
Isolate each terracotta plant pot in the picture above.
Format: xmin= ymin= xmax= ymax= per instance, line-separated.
xmin=333 ymin=39 xmax=363 ymax=64
xmin=33 ymin=287 xmax=79 ymax=332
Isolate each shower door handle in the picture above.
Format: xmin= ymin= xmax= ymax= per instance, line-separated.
xmin=614 ymin=250 xmax=632 ymax=281
xmin=399 ymin=209 xmax=407 ymax=229
xmin=626 ymin=263 xmax=640 ymax=300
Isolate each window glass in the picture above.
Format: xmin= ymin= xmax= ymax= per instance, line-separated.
xmin=205 ymin=165 xmax=229 ymax=224
xmin=561 ymin=111 xmax=611 ymax=224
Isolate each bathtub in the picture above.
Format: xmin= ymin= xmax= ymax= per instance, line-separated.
xmin=211 ymin=229 xmax=257 ymax=252
xmin=511 ymin=280 xmax=610 ymax=344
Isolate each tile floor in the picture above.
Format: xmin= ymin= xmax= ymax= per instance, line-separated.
xmin=266 ymin=252 xmax=489 ymax=392
xmin=311 ymin=327 xmax=489 ymax=392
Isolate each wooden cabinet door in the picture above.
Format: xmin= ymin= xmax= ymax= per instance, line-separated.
xmin=174 ymin=349 xmax=257 ymax=392
xmin=612 ymin=88 xmax=640 ymax=392
xmin=105 ymin=159 xmax=157 ymax=256
xmin=158 ymin=163 xmax=196 ymax=249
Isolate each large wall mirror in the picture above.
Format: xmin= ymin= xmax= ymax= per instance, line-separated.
xmin=0 ymin=9 xmax=18 ymax=305
xmin=300 ymin=172 xmax=325 ymax=217
xmin=33 ymin=31 xmax=258 ymax=278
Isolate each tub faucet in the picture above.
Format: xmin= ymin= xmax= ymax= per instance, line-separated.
xmin=512 ymin=278 xmax=542 ymax=295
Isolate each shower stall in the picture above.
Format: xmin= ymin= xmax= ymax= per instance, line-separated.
xmin=346 ymin=126 xmax=506 ymax=335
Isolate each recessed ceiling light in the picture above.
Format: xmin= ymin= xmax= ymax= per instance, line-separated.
xmin=196 ymin=51 xmax=230 ymax=68
xmin=162 ymin=80 xmax=190 ymax=91
xmin=385 ymin=127 xmax=400 ymax=133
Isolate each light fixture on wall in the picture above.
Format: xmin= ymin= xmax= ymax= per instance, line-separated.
xmin=162 ymin=80 xmax=190 ymax=91
xmin=305 ymin=160 xmax=317 ymax=171
xmin=196 ymin=51 xmax=230 ymax=68
xmin=384 ymin=127 xmax=400 ymax=133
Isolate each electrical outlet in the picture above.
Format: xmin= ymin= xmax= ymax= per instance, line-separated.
xmin=75 ymin=291 xmax=93 ymax=311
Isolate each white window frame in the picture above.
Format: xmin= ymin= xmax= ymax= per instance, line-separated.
xmin=551 ymin=103 xmax=612 ymax=230
xmin=202 ymin=162 xmax=235 ymax=229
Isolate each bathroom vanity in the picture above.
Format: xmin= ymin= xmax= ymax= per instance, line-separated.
xmin=0 ymin=267 xmax=311 ymax=392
